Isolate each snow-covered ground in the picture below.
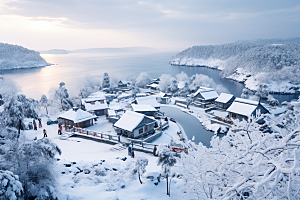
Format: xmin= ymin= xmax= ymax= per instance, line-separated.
xmin=21 ymin=114 xmax=182 ymax=200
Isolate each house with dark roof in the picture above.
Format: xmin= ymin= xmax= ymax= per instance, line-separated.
xmin=214 ymin=93 xmax=235 ymax=109
xmin=114 ymin=111 xmax=156 ymax=138
xmin=193 ymin=87 xmax=219 ymax=108
xmin=226 ymin=98 xmax=269 ymax=121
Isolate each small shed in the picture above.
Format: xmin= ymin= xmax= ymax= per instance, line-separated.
xmin=214 ymin=93 xmax=235 ymax=109
xmin=114 ymin=111 xmax=156 ymax=138
xmin=107 ymin=109 xmax=119 ymax=123
xmin=156 ymin=92 xmax=170 ymax=104
xmin=58 ymin=107 xmax=97 ymax=128
xmin=193 ymin=87 xmax=219 ymax=108
xmin=226 ymin=98 xmax=269 ymax=121
xmin=131 ymin=104 xmax=157 ymax=116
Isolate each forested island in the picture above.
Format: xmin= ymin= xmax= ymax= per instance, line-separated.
xmin=0 ymin=43 xmax=51 ymax=70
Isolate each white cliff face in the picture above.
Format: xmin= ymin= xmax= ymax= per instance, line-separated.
xmin=0 ymin=43 xmax=51 ymax=70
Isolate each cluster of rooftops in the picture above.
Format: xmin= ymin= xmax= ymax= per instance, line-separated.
xmin=57 ymin=85 xmax=284 ymax=138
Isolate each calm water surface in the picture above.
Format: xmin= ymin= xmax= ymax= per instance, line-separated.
xmin=1 ymin=52 xmax=245 ymax=99
xmin=160 ymin=106 xmax=215 ymax=148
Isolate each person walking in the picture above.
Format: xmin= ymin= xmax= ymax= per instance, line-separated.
xmin=153 ymin=145 xmax=157 ymax=156
xmin=33 ymin=119 xmax=37 ymax=130
xmin=58 ymin=124 xmax=62 ymax=135
xmin=38 ymin=118 xmax=42 ymax=128
xmin=131 ymin=149 xmax=135 ymax=158
xmin=43 ymin=129 xmax=47 ymax=138
xmin=128 ymin=146 xmax=132 ymax=156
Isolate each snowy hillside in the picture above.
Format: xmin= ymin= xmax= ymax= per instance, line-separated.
xmin=0 ymin=43 xmax=51 ymax=70
xmin=171 ymin=38 xmax=300 ymax=94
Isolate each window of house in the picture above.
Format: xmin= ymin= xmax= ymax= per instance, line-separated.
xmin=144 ymin=125 xmax=148 ymax=132
xmin=232 ymin=113 xmax=236 ymax=118
xmin=100 ymin=100 xmax=104 ymax=104
xmin=90 ymin=102 xmax=95 ymax=105
xmin=139 ymin=128 xmax=143 ymax=134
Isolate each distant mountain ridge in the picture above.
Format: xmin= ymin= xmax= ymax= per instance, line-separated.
xmin=0 ymin=43 xmax=51 ymax=70
xmin=39 ymin=47 xmax=164 ymax=54
xmin=171 ymin=38 xmax=300 ymax=94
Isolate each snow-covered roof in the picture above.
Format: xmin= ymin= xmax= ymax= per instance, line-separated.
xmin=136 ymin=93 xmax=147 ymax=97
xmin=82 ymin=96 xmax=106 ymax=104
xmin=136 ymin=96 xmax=160 ymax=108
xmin=234 ymin=98 xmax=258 ymax=105
xmin=226 ymin=102 xmax=257 ymax=117
xmin=107 ymin=109 xmax=116 ymax=116
xmin=84 ymin=101 xmax=108 ymax=112
xmin=58 ymin=108 xmax=97 ymax=123
xmin=147 ymin=83 xmax=159 ymax=88
xmin=215 ymin=93 xmax=234 ymax=103
xmin=89 ymin=91 xmax=105 ymax=98
xmin=117 ymin=93 xmax=133 ymax=99
xmin=131 ymin=104 xmax=157 ymax=112
xmin=194 ymin=87 xmax=219 ymax=100
xmin=158 ymin=92 xmax=168 ymax=98
xmin=114 ymin=111 xmax=146 ymax=132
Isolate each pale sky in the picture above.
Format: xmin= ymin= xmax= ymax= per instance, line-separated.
xmin=1 ymin=0 xmax=300 ymax=50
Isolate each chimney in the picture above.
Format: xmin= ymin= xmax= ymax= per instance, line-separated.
xmin=73 ymin=107 xmax=79 ymax=112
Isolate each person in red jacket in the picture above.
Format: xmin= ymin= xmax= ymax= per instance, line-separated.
xmin=58 ymin=124 xmax=62 ymax=135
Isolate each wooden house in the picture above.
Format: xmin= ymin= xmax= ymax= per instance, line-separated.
xmin=114 ymin=111 xmax=156 ymax=138
xmin=214 ymin=93 xmax=235 ymax=109
xmin=193 ymin=87 xmax=219 ymax=108
xmin=58 ymin=107 xmax=97 ymax=128
xmin=81 ymin=96 xmax=108 ymax=116
xmin=226 ymin=98 xmax=269 ymax=121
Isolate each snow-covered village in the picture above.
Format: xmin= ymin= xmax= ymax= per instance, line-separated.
xmin=1 ymin=1 xmax=300 ymax=200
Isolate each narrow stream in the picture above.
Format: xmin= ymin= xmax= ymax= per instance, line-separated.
xmin=160 ymin=106 xmax=214 ymax=148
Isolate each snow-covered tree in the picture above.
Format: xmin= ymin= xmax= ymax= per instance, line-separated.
xmin=159 ymin=74 xmax=173 ymax=93
xmin=0 ymin=170 xmax=23 ymax=200
xmin=49 ymin=82 xmax=73 ymax=111
xmin=0 ymin=77 xmax=19 ymax=103
xmin=102 ymin=72 xmax=110 ymax=89
xmin=157 ymin=145 xmax=177 ymax=196
xmin=2 ymin=94 xmax=37 ymax=129
xmin=135 ymin=72 xmax=152 ymax=88
xmin=39 ymin=94 xmax=49 ymax=115
xmin=135 ymin=157 xmax=148 ymax=184
xmin=176 ymin=72 xmax=189 ymax=82
xmin=169 ymin=77 xmax=178 ymax=94
xmin=189 ymin=74 xmax=215 ymax=91
xmin=14 ymin=138 xmax=61 ymax=199
xmin=181 ymin=109 xmax=300 ymax=199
